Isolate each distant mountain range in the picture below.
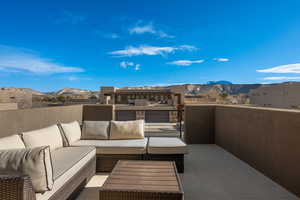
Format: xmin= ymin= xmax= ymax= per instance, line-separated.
xmin=0 ymin=88 xmax=98 ymax=97
xmin=54 ymin=88 xmax=97 ymax=96
xmin=2 ymin=81 xmax=299 ymax=98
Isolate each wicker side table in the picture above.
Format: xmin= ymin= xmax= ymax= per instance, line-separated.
xmin=99 ymin=160 xmax=183 ymax=200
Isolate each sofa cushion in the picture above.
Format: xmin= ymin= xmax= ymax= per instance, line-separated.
xmin=0 ymin=135 xmax=25 ymax=150
xmin=110 ymin=120 xmax=144 ymax=140
xmin=60 ymin=121 xmax=81 ymax=145
xmin=0 ymin=146 xmax=53 ymax=193
xmin=82 ymin=121 xmax=110 ymax=140
xmin=72 ymin=138 xmax=148 ymax=154
xmin=147 ymin=137 xmax=188 ymax=154
xmin=51 ymin=146 xmax=95 ymax=180
xmin=21 ymin=125 xmax=63 ymax=152
xmin=36 ymin=147 xmax=96 ymax=200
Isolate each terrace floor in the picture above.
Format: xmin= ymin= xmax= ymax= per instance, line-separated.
xmin=76 ymin=144 xmax=299 ymax=200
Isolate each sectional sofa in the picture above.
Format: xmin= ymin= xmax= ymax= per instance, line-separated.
xmin=0 ymin=120 xmax=188 ymax=200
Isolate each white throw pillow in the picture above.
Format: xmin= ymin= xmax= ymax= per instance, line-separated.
xmin=0 ymin=146 xmax=54 ymax=193
xmin=110 ymin=120 xmax=144 ymax=140
xmin=21 ymin=125 xmax=63 ymax=152
xmin=0 ymin=135 xmax=25 ymax=150
xmin=60 ymin=121 xmax=81 ymax=145
xmin=82 ymin=121 xmax=110 ymax=140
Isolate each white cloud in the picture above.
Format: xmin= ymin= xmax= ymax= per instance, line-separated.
xmin=179 ymin=45 xmax=198 ymax=51
xmin=214 ymin=58 xmax=229 ymax=62
xmin=0 ymin=45 xmax=84 ymax=74
xmin=120 ymin=61 xmax=134 ymax=68
xmin=110 ymin=45 xmax=197 ymax=57
xmin=120 ymin=61 xmax=141 ymax=70
xmin=262 ymin=76 xmax=300 ymax=81
xmin=167 ymin=60 xmax=204 ymax=66
xmin=257 ymin=63 xmax=300 ymax=74
xmin=59 ymin=76 xmax=91 ymax=81
xmin=129 ymin=24 xmax=155 ymax=34
xmin=135 ymin=64 xmax=141 ymax=71
xmin=129 ymin=23 xmax=174 ymax=38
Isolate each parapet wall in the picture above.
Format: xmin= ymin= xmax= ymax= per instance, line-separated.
xmin=0 ymin=105 xmax=83 ymax=138
xmin=82 ymin=104 xmax=114 ymax=121
xmin=184 ymin=105 xmax=215 ymax=144
xmin=215 ymin=105 xmax=300 ymax=197
xmin=185 ymin=104 xmax=300 ymax=197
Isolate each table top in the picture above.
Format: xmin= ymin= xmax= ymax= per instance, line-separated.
xmin=100 ymin=160 xmax=183 ymax=194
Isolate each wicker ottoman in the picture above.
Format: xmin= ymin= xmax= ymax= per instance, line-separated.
xmin=99 ymin=160 xmax=184 ymax=200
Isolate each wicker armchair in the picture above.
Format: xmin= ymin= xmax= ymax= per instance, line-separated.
xmin=0 ymin=174 xmax=36 ymax=200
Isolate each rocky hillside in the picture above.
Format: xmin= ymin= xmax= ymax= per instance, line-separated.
xmin=55 ymin=88 xmax=96 ymax=96
xmin=0 ymin=87 xmax=45 ymax=96
xmin=181 ymin=84 xmax=261 ymax=95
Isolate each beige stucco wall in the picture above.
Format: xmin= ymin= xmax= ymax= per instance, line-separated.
xmin=184 ymin=105 xmax=215 ymax=144
xmin=215 ymin=105 xmax=300 ymax=197
xmin=0 ymin=89 xmax=32 ymax=109
xmin=250 ymin=84 xmax=300 ymax=109
xmin=0 ymin=105 xmax=83 ymax=138
xmin=184 ymin=104 xmax=300 ymax=197
xmin=0 ymin=103 xmax=18 ymax=111
xmin=82 ymin=104 xmax=114 ymax=121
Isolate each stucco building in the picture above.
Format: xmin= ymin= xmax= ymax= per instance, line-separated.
xmin=249 ymin=82 xmax=300 ymax=109
xmin=0 ymin=88 xmax=32 ymax=109
xmin=100 ymin=86 xmax=184 ymax=106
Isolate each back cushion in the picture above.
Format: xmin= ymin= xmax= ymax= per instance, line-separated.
xmin=60 ymin=121 xmax=81 ymax=145
xmin=0 ymin=135 xmax=25 ymax=150
xmin=21 ymin=125 xmax=63 ymax=152
xmin=82 ymin=121 xmax=110 ymax=140
xmin=110 ymin=120 xmax=144 ymax=140
xmin=0 ymin=146 xmax=53 ymax=193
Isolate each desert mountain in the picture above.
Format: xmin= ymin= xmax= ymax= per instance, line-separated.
xmin=0 ymin=87 xmax=45 ymax=96
xmin=55 ymin=88 xmax=96 ymax=95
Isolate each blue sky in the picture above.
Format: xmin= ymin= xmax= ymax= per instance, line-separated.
xmin=1 ymin=0 xmax=300 ymax=91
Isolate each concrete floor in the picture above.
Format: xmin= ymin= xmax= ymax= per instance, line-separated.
xmin=76 ymin=145 xmax=299 ymax=200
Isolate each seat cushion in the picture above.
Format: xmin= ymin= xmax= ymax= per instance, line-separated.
xmin=82 ymin=121 xmax=110 ymax=140
xmin=60 ymin=121 xmax=82 ymax=146
xmin=72 ymin=138 xmax=148 ymax=154
xmin=0 ymin=135 xmax=25 ymax=150
xmin=21 ymin=125 xmax=63 ymax=152
xmin=110 ymin=120 xmax=144 ymax=140
xmin=0 ymin=146 xmax=53 ymax=193
xmin=147 ymin=137 xmax=188 ymax=154
xmin=51 ymin=146 xmax=95 ymax=180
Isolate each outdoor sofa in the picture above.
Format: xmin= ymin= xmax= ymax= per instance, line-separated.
xmin=0 ymin=120 xmax=188 ymax=200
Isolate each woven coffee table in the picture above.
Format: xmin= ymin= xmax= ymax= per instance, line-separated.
xmin=99 ymin=160 xmax=184 ymax=200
